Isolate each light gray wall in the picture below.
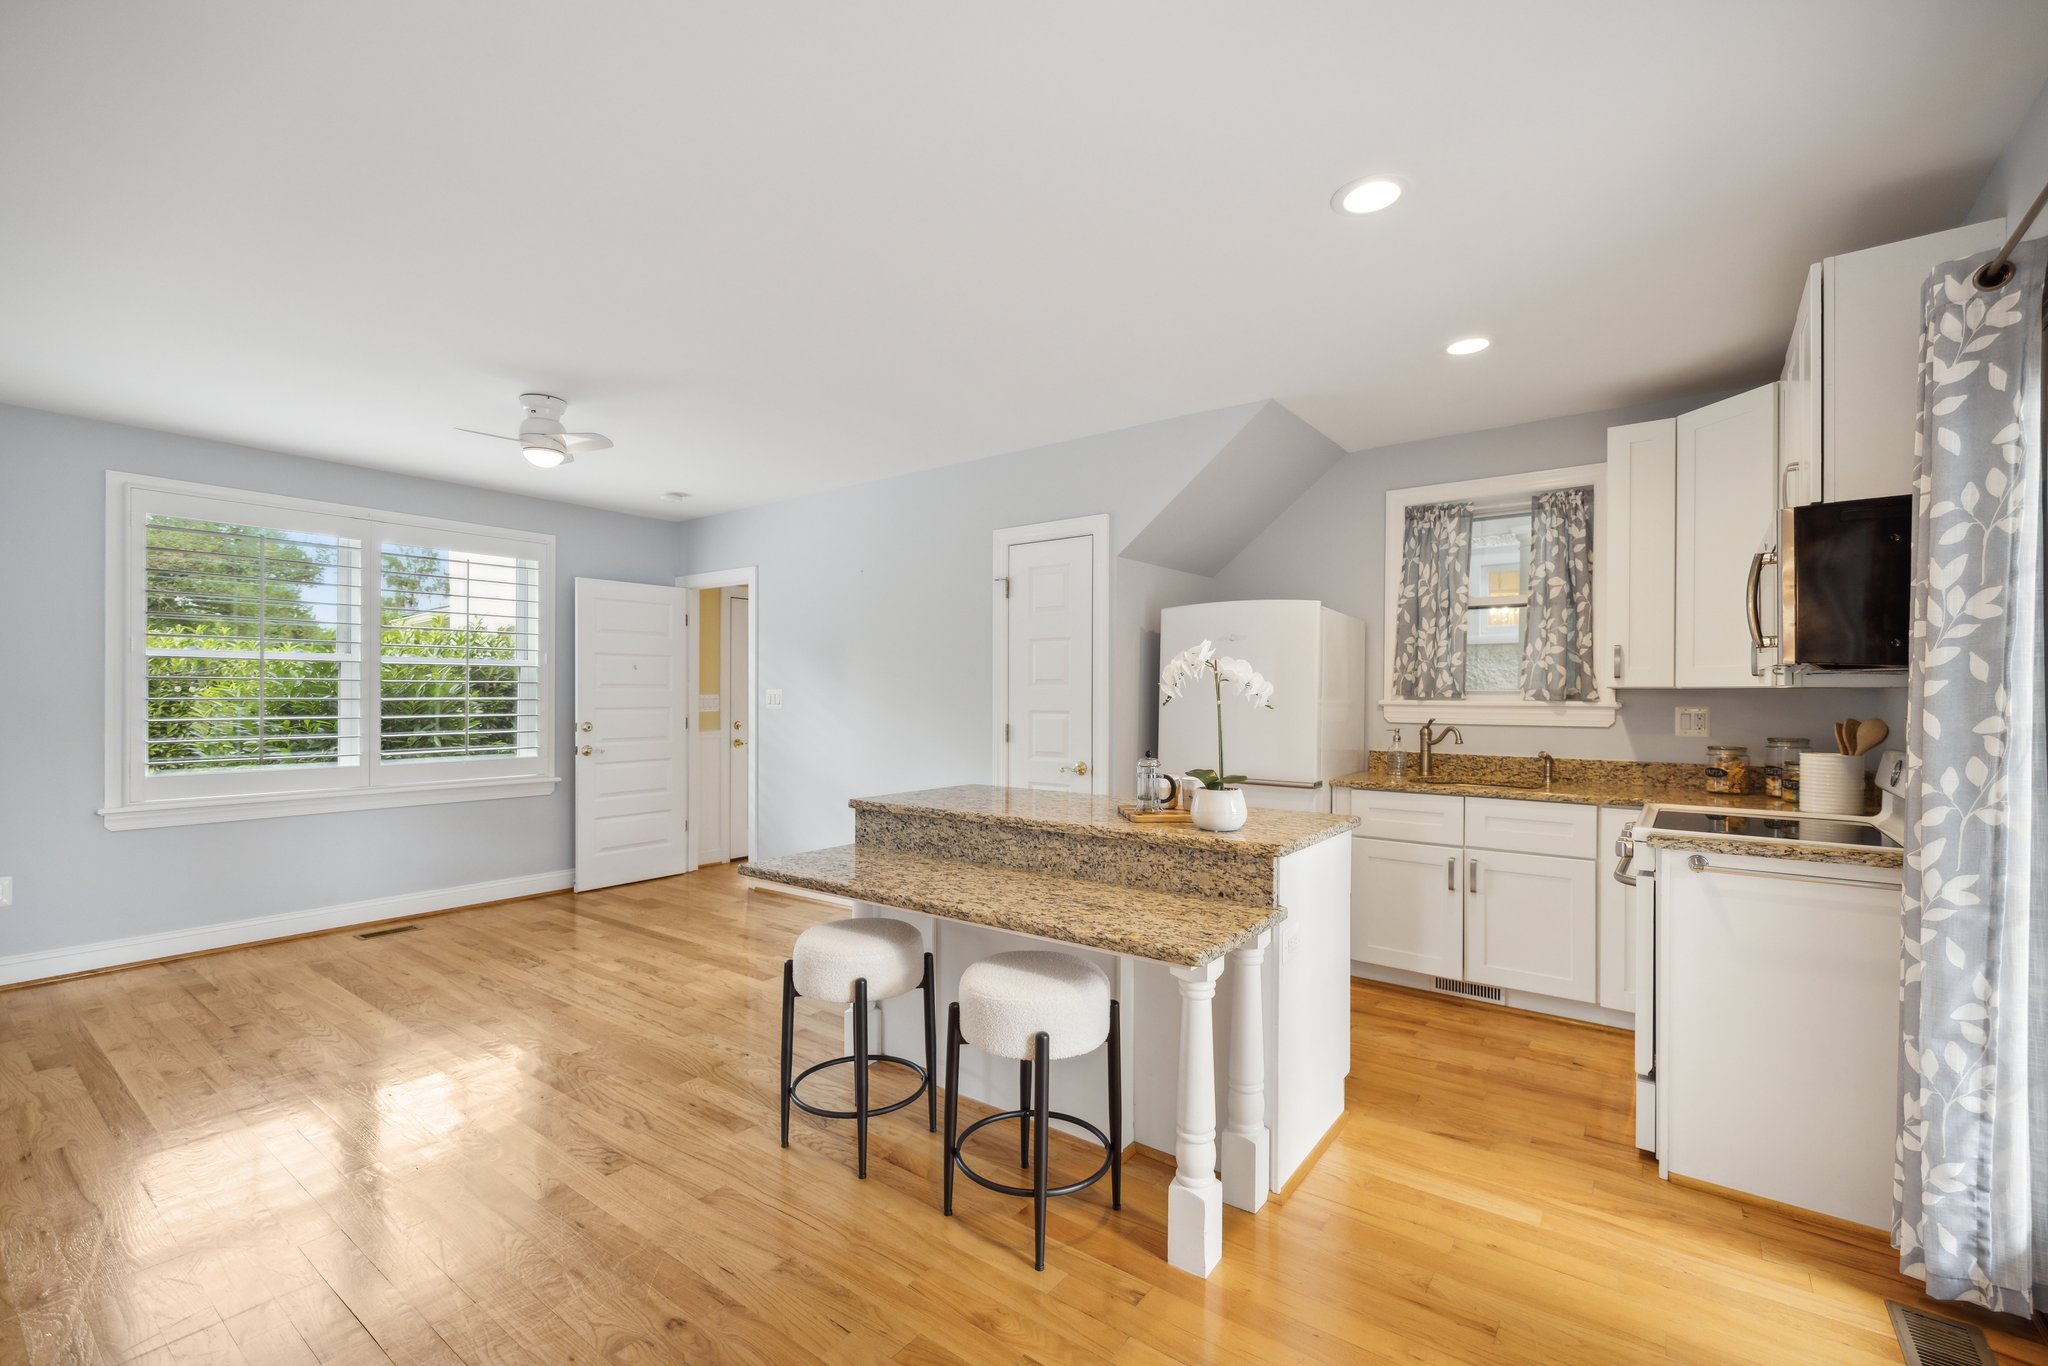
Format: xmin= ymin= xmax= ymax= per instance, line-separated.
xmin=678 ymin=404 xmax=1264 ymax=857
xmin=1968 ymin=77 xmax=2048 ymax=238
xmin=1112 ymin=557 xmax=1220 ymax=798
xmin=1209 ymin=398 xmax=1909 ymax=765
xmin=0 ymin=402 xmax=684 ymax=958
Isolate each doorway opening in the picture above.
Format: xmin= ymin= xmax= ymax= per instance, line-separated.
xmin=679 ymin=567 xmax=759 ymax=869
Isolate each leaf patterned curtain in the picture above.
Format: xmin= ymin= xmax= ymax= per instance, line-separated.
xmin=1391 ymin=501 xmax=1472 ymax=699
xmin=1520 ymin=486 xmax=1598 ymax=702
xmin=1894 ymin=239 xmax=2045 ymax=1317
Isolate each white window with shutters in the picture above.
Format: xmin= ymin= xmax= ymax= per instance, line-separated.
xmin=103 ymin=474 xmax=557 ymax=829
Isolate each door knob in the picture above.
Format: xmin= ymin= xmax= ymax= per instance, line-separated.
xmin=732 ymin=721 xmax=743 ymax=731
xmin=732 ymin=738 xmax=746 ymax=748
xmin=577 ymin=745 xmax=595 ymax=757
xmin=1060 ymin=761 xmax=1089 ymax=776
xmin=576 ymin=721 xmax=593 ymax=733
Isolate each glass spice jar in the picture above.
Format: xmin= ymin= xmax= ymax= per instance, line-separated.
xmin=1762 ymin=737 xmax=1810 ymax=800
xmin=1704 ymin=744 xmax=1751 ymax=795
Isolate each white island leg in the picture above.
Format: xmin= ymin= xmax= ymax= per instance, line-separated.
xmin=1221 ymin=930 xmax=1270 ymax=1213
xmin=1168 ymin=956 xmax=1225 ymax=1277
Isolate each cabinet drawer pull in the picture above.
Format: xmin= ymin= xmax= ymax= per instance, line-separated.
xmin=1468 ymin=859 xmax=1478 ymax=894
xmin=1447 ymin=856 xmax=1456 ymax=891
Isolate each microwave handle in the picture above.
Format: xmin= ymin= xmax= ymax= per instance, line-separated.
xmin=1746 ymin=547 xmax=1780 ymax=678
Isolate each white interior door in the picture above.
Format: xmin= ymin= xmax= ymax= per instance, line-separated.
xmin=1004 ymin=535 xmax=1096 ymax=792
xmin=573 ymin=578 xmax=689 ymax=892
xmin=724 ymin=592 xmax=750 ymax=859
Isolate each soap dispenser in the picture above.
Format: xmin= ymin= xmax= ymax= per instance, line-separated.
xmin=1388 ymin=728 xmax=1408 ymax=778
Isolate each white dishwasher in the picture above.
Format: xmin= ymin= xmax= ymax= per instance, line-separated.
xmin=1622 ymin=752 xmax=1908 ymax=1228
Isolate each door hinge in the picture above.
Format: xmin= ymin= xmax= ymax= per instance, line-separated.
xmin=685 ymin=818 xmax=690 ymax=832
xmin=997 ymin=576 xmax=1009 ymax=598
xmin=1004 ymin=723 xmax=1011 ymax=742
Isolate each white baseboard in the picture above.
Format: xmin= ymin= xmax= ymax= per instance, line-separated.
xmin=1351 ymin=961 xmax=1634 ymax=1030
xmin=1 ymin=869 xmax=573 ymax=987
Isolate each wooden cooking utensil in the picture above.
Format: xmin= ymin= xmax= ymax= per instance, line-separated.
xmin=1835 ymin=720 xmax=1853 ymax=755
xmin=1852 ymin=718 xmax=1889 ymax=755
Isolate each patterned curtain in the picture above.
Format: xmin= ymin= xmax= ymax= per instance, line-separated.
xmin=1520 ymin=486 xmax=1598 ymax=702
xmin=1391 ymin=501 xmax=1472 ymax=699
xmin=1894 ymin=239 xmax=2046 ymax=1317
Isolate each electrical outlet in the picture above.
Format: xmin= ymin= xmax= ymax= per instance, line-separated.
xmin=0 ymin=876 xmax=12 ymax=908
xmin=764 ymin=688 xmax=784 ymax=710
xmin=1675 ymin=706 xmax=1710 ymax=738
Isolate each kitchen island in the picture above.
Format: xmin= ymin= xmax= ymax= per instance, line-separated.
xmin=742 ymin=784 xmax=1356 ymax=1277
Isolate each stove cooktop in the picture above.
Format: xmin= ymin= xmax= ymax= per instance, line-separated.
xmin=1645 ymin=808 xmax=1901 ymax=849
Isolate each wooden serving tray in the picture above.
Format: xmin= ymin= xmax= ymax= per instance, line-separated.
xmin=1118 ymin=803 xmax=1193 ymax=824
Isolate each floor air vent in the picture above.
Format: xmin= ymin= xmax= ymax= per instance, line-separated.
xmin=355 ymin=924 xmax=421 ymax=940
xmin=1432 ymin=977 xmax=1503 ymax=1003
xmin=1886 ymin=1302 xmax=1997 ymax=1366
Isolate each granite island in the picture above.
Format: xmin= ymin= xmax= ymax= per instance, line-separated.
xmin=741 ymin=784 xmax=1357 ymax=1277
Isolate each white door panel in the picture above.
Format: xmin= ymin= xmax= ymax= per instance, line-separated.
xmin=725 ymin=593 xmax=750 ymax=859
xmin=1006 ymin=535 xmax=1095 ymax=793
xmin=1351 ymin=837 xmax=1463 ymax=978
xmin=1675 ymin=384 xmax=1778 ymax=688
xmin=574 ymin=578 xmax=689 ymax=892
xmin=1463 ymin=849 xmax=1597 ymax=1002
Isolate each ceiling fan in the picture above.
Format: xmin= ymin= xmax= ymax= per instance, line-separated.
xmin=458 ymin=393 xmax=612 ymax=468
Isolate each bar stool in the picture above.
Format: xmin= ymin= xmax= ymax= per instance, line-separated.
xmin=944 ymin=950 xmax=1121 ymax=1270
xmin=781 ymin=917 xmax=936 ymax=1177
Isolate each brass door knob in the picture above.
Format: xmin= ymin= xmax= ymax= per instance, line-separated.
xmin=1060 ymin=760 xmax=1089 ymax=776
xmin=732 ymin=738 xmax=746 ymax=748
xmin=576 ymin=721 xmax=593 ymax=733
xmin=577 ymin=745 xmax=594 ymax=757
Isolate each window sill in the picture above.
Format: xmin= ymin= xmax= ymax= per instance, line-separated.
xmin=100 ymin=774 xmax=560 ymax=830
xmin=1380 ymin=698 xmax=1619 ymax=729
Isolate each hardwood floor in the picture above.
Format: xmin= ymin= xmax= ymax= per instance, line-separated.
xmin=4 ymin=864 xmax=2043 ymax=1365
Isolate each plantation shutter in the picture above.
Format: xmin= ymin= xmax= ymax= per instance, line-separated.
xmin=142 ymin=513 xmax=362 ymax=779
xmin=376 ymin=538 xmax=543 ymax=766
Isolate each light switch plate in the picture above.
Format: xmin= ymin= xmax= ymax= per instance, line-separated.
xmin=1675 ymin=706 xmax=1710 ymax=738
xmin=764 ymin=689 xmax=784 ymax=709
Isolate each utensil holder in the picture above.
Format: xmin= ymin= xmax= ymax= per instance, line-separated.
xmin=1798 ymin=753 xmax=1866 ymax=816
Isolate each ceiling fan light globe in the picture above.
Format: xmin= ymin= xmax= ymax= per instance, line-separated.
xmin=522 ymin=443 xmax=569 ymax=468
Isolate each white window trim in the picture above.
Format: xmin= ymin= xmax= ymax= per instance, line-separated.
xmin=101 ymin=472 xmax=560 ymax=830
xmin=1381 ymin=463 xmax=1619 ymax=729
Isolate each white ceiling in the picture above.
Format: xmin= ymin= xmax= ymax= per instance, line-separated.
xmin=3 ymin=3 xmax=2044 ymax=520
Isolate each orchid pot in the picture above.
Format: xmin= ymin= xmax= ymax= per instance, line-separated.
xmin=1159 ymin=639 xmax=1274 ymax=835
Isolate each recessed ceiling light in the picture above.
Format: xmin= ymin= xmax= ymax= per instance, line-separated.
xmin=1332 ymin=176 xmax=1404 ymax=215
xmin=1445 ymin=337 xmax=1491 ymax=356
xmin=660 ymin=491 xmax=692 ymax=501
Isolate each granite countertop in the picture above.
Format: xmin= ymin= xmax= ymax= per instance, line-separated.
xmin=1639 ymin=827 xmax=1904 ymax=869
xmin=1331 ymin=751 xmax=1878 ymax=816
xmin=851 ymin=784 xmax=1358 ymax=858
xmin=739 ymin=844 xmax=1284 ymax=966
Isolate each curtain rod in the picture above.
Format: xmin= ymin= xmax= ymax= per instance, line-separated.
xmin=1974 ymin=179 xmax=2048 ymax=291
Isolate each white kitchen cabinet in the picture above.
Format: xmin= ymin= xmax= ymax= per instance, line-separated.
xmin=1465 ymin=796 xmax=1596 ymax=859
xmin=1782 ymin=220 xmax=2006 ymax=507
xmin=1674 ymin=383 xmax=1780 ymax=688
xmin=1462 ymin=849 xmax=1598 ymax=1003
xmin=1596 ymin=806 xmax=1641 ymax=1011
xmin=1351 ymin=837 xmax=1464 ymax=978
xmin=1343 ymin=788 xmax=1462 ymax=846
xmin=1603 ymin=418 xmax=1677 ymax=688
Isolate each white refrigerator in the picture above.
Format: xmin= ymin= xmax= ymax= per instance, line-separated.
xmin=1157 ymin=600 xmax=1367 ymax=812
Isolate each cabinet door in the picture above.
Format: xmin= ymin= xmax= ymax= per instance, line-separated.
xmin=1604 ymin=418 xmax=1677 ymax=687
xmin=1463 ymin=850 xmax=1597 ymax=1003
xmin=1675 ymin=383 xmax=1779 ymax=688
xmin=1596 ymin=807 xmax=1641 ymax=1012
xmin=1823 ymin=219 xmax=2004 ymax=502
xmin=1779 ymin=264 xmax=1821 ymax=509
xmin=1351 ymin=837 xmax=1464 ymax=978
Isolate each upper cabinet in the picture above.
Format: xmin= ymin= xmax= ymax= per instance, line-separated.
xmin=1781 ymin=219 xmax=2006 ymax=507
xmin=1604 ymin=418 xmax=1676 ymax=688
xmin=1675 ymin=384 xmax=1780 ymax=688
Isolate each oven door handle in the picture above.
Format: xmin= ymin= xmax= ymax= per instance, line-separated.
xmin=1684 ymin=853 xmax=1889 ymax=891
xmin=1612 ymin=821 xmax=1639 ymax=887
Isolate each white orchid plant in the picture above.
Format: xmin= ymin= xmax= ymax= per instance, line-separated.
xmin=1158 ymin=639 xmax=1275 ymax=790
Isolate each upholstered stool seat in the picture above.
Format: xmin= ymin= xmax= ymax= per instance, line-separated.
xmin=958 ymin=951 xmax=1112 ymax=1061
xmin=793 ymin=916 xmax=925 ymax=1003
xmin=944 ymin=950 xmax=1121 ymax=1271
xmin=780 ymin=916 xmax=936 ymax=1178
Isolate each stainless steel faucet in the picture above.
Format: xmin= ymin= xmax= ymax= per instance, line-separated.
xmin=1537 ymin=750 xmax=1557 ymax=785
xmin=1418 ymin=718 xmax=1463 ymax=778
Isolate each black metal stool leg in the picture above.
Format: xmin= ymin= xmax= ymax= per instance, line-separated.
xmin=1108 ymin=999 xmax=1122 ymax=1210
xmin=1019 ymin=1059 xmax=1032 ymax=1168
xmin=922 ymin=952 xmax=937 ymax=1133
xmin=1032 ymin=1031 xmax=1051 ymax=1271
xmin=780 ymin=961 xmax=796 ymax=1148
xmin=853 ymin=978 xmax=870 ymax=1179
xmin=943 ymin=1003 xmax=962 ymax=1216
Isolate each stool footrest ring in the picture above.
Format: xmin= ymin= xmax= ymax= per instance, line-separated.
xmin=789 ymin=1054 xmax=929 ymax=1121
xmin=954 ymin=1109 xmax=1113 ymax=1199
